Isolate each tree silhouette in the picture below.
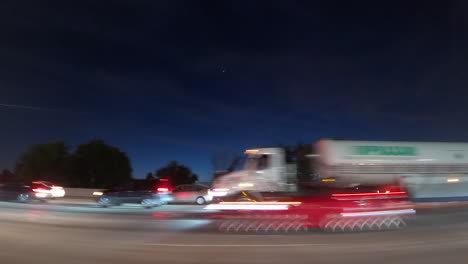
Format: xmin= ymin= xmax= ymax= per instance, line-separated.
xmin=71 ymin=139 xmax=132 ymax=188
xmin=15 ymin=141 xmax=70 ymax=184
xmin=156 ymin=161 xmax=198 ymax=187
xmin=0 ymin=169 xmax=16 ymax=182
xmin=144 ymin=172 xmax=156 ymax=189
xmin=145 ymin=172 xmax=155 ymax=181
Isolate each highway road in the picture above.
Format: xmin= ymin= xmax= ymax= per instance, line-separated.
xmin=1 ymin=201 xmax=468 ymax=264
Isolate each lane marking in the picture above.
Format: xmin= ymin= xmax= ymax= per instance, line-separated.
xmin=146 ymin=243 xmax=326 ymax=247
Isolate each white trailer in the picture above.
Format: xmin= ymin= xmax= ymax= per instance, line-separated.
xmin=210 ymin=140 xmax=468 ymax=202
xmin=316 ymin=140 xmax=468 ymax=201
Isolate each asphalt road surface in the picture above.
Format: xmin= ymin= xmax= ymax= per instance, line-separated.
xmin=1 ymin=201 xmax=468 ymax=264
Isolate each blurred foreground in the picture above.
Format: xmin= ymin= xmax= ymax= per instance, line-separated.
xmin=1 ymin=201 xmax=468 ymax=264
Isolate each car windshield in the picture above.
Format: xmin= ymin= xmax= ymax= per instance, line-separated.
xmin=244 ymin=155 xmax=270 ymax=170
xmin=40 ymin=181 xmax=55 ymax=187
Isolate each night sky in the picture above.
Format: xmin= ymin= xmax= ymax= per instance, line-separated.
xmin=1 ymin=1 xmax=468 ymax=181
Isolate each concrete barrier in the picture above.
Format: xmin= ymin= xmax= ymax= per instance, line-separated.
xmin=64 ymin=188 xmax=104 ymax=199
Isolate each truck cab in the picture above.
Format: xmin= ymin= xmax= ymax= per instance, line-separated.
xmin=209 ymin=148 xmax=298 ymax=199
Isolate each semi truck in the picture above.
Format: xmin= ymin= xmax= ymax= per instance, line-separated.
xmin=209 ymin=139 xmax=468 ymax=202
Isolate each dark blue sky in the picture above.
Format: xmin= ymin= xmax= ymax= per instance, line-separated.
xmin=1 ymin=1 xmax=467 ymax=181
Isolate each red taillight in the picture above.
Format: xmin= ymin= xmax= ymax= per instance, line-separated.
xmin=32 ymin=188 xmax=50 ymax=193
xmin=159 ymin=179 xmax=169 ymax=182
xmin=157 ymin=187 xmax=169 ymax=193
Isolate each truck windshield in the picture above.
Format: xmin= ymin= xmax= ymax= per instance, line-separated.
xmin=244 ymin=154 xmax=270 ymax=170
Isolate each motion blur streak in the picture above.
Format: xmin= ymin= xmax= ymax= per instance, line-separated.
xmin=340 ymin=209 xmax=416 ymax=217
xmin=206 ymin=200 xmax=301 ymax=211
xmin=204 ymin=204 xmax=290 ymax=210
xmin=332 ymin=192 xmax=407 ymax=197
xmin=32 ymin=188 xmax=51 ymax=193
xmin=26 ymin=210 xmax=42 ymax=217
xmin=447 ymin=178 xmax=460 ymax=183
xmin=1 ymin=203 xmax=468 ymax=263
xmin=219 ymin=201 xmax=301 ymax=205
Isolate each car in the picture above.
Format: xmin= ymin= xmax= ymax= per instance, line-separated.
xmin=32 ymin=181 xmax=66 ymax=198
xmin=0 ymin=182 xmax=53 ymax=202
xmin=93 ymin=185 xmax=171 ymax=208
xmin=169 ymin=184 xmax=211 ymax=205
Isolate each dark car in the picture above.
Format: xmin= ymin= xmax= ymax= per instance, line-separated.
xmin=0 ymin=182 xmax=52 ymax=202
xmin=93 ymin=185 xmax=171 ymax=208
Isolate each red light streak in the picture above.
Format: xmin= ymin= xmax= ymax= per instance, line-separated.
xmin=32 ymin=188 xmax=50 ymax=193
xmin=219 ymin=201 xmax=301 ymax=205
xmin=332 ymin=191 xmax=407 ymax=197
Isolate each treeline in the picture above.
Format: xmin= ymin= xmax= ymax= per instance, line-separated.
xmin=2 ymin=139 xmax=198 ymax=188
xmin=12 ymin=139 xmax=131 ymax=188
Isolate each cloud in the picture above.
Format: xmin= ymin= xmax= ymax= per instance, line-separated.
xmin=0 ymin=103 xmax=55 ymax=111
